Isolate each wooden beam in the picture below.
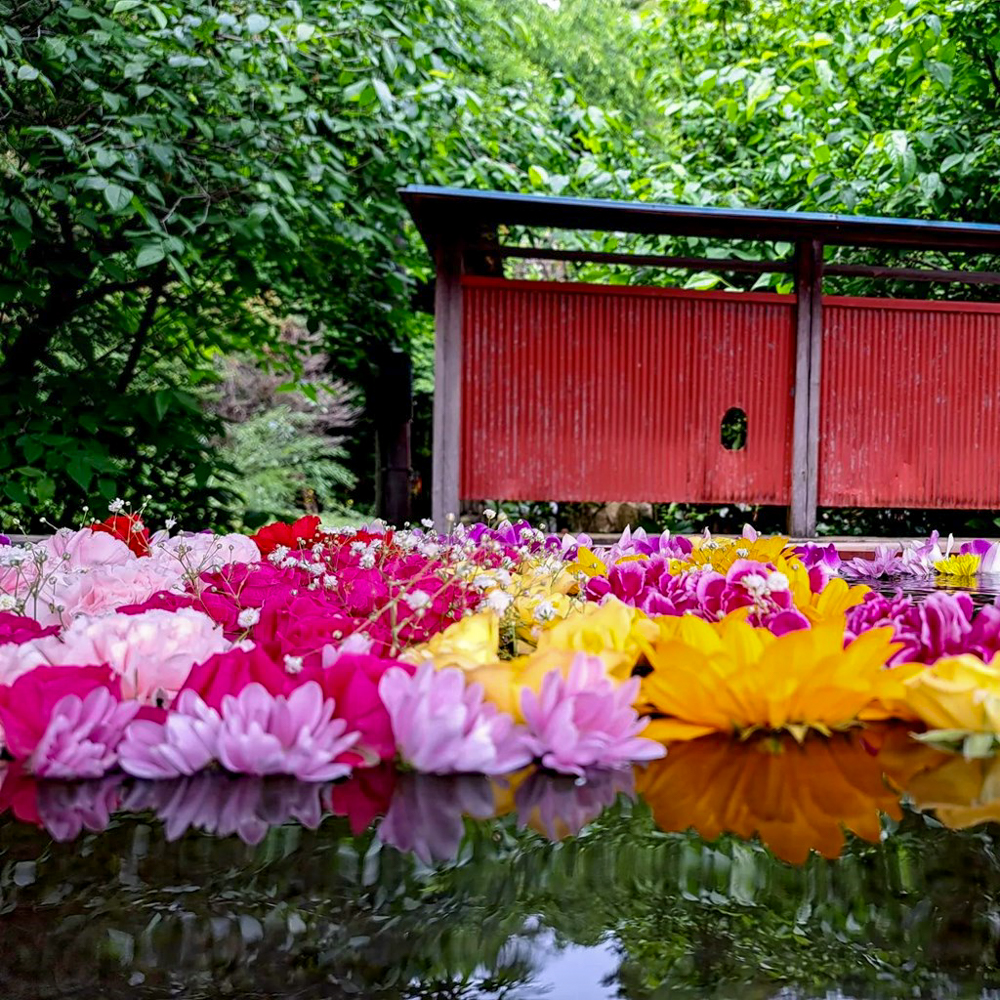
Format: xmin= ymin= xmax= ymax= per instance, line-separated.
xmin=824 ymin=262 xmax=1000 ymax=284
xmin=790 ymin=240 xmax=823 ymax=536
xmin=494 ymin=244 xmax=792 ymax=274
xmin=432 ymin=235 xmax=464 ymax=530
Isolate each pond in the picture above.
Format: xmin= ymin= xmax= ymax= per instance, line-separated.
xmin=3 ymin=726 xmax=1000 ymax=1000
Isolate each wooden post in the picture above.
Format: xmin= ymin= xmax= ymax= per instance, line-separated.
xmin=789 ymin=239 xmax=823 ymax=537
xmin=432 ymin=235 xmax=464 ymax=529
xmin=375 ymin=348 xmax=413 ymax=526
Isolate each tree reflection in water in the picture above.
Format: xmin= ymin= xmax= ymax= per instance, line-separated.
xmin=3 ymin=730 xmax=1000 ymax=997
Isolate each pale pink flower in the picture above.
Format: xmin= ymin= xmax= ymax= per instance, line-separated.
xmin=41 ymin=528 xmax=135 ymax=571
xmin=37 ymin=775 xmax=125 ymax=842
xmin=29 ymin=687 xmax=139 ymax=780
xmin=0 ymin=609 xmax=230 ymax=702
xmin=513 ymin=767 xmax=635 ymax=840
xmin=216 ymin=682 xmax=360 ymax=781
xmin=47 ymin=559 xmax=186 ymax=623
xmin=520 ymin=656 xmax=666 ymax=775
xmin=149 ymin=531 xmax=261 ymax=573
xmin=378 ymin=662 xmax=532 ymax=775
xmin=118 ymin=689 xmax=222 ymax=780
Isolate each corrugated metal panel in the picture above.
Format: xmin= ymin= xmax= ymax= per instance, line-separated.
xmin=460 ymin=277 xmax=796 ymax=504
xmin=820 ymin=296 xmax=1000 ymax=508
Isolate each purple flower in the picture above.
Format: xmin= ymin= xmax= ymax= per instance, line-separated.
xmin=841 ymin=545 xmax=908 ymax=580
xmin=520 ymin=656 xmax=665 ymax=776
xmin=216 ymin=682 xmax=360 ymax=781
xmin=960 ymin=538 xmax=1000 ymax=572
xmin=120 ymin=682 xmax=361 ymax=782
xmin=119 ymin=689 xmax=222 ymax=779
xmin=378 ymin=663 xmax=531 ymax=775
xmin=376 ymin=773 xmax=494 ymax=864
xmin=29 ymin=687 xmax=139 ymax=780
xmin=0 ymin=534 xmax=9 ymax=547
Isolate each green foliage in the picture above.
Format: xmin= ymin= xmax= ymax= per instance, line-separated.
xmin=220 ymin=405 xmax=359 ymax=528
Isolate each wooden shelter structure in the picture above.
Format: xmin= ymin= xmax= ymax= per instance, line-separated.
xmin=402 ymin=185 xmax=1000 ymax=535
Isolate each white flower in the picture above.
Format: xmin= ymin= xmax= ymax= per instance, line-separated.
xmin=766 ymin=571 xmax=789 ymax=592
xmin=359 ymin=552 xmax=376 ymax=569
xmin=108 ymin=498 xmax=125 ymax=513
xmin=349 ymin=541 xmax=366 ymax=555
xmin=403 ymin=590 xmax=431 ymax=611
xmin=420 ymin=518 xmax=435 ymax=529
xmin=0 ymin=594 xmax=16 ymax=612
xmin=322 ymin=574 xmax=338 ymax=589
xmin=237 ymin=607 xmax=261 ymax=628
xmin=269 ymin=544 xmax=290 ymax=563
xmin=164 ymin=517 xmax=177 ymax=530
xmin=485 ymin=590 xmax=512 ymax=614
xmin=483 ymin=508 xmax=497 ymax=520
xmin=472 ymin=574 xmax=495 ymax=591
xmin=533 ymin=600 xmax=557 ymax=623
xmin=283 ymin=654 xmax=303 ymax=675
xmin=736 ymin=548 xmax=749 ymax=557
xmin=740 ymin=573 xmax=768 ymax=594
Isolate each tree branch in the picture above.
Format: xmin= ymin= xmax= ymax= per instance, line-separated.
xmin=115 ymin=262 xmax=169 ymax=393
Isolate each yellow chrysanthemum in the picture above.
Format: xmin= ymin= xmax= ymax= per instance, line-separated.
xmin=934 ymin=554 xmax=981 ymax=578
xmin=635 ymin=729 xmax=908 ymax=864
xmin=533 ymin=597 xmax=656 ymax=680
xmin=639 ymin=614 xmax=905 ymax=741
xmin=399 ymin=611 xmax=499 ymax=670
xmin=671 ymin=534 xmax=790 ymax=575
xmin=904 ymin=654 xmax=1000 ymax=733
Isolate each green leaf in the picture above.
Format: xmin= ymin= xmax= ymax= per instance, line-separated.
xmin=3 ymin=482 xmax=28 ymax=505
xmin=246 ymin=13 xmax=270 ymax=33
xmin=103 ymin=183 xmax=134 ymax=212
xmin=36 ymin=476 xmax=56 ymax=502
xmin=9 ymin=198 xmax=31 ymax=231
xmin=528 ymin=164 xmax=549 ymax=188
xmin=136 ymin=244 xmax=165 ymax=267
xmin=20 ymin=437 xmax=43 ymax=464
xmin=66 ymin=455 xmax=93 ymax=491
xmin=372 ymin=77 xmax=392 ymax=109
xmin=153 ymin=390 xmax=172 ymax=421
xmin=112 ymin=0 xmax=143 ymax=11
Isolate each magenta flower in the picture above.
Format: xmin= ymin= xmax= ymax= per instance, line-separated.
xmin=841 ymin=545 xmax=908 ymax=580
xmin=379 ymin=662 xmax=531 ymax=775
xmin=0 ymin=665 xmax=138 ymax=779
xmin=216 ymin=682 xmax=360 ymax=781
xmin=177 ymin=644 xmax=295 ymax=711
xmin=520 ymin=656 xmax=665 ymax=776
xmin=0 ymin=612 xmax=58 ymax=645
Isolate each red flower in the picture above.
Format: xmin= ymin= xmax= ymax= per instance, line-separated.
xmin=251 ymin=515 xmax=322 ymax=557
xmin=89 ymin=514 xmax=150 ymax=557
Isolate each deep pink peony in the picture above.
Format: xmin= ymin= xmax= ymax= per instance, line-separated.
xmin=177 ymin=644 xmax=295 ymax=711
xmin=520 ymin=656 xmax=665 ymax=775
xmin=0 ymin=665 xmax=138 ymax=778
xmin=300 ymin=649 xmax=410 ymax=767
xmin=256 ymin=591 xmax=383 ymax=660
xmin=379 ymin=662 xmax=532 ymax=775
xmin=0 ymin=612 xmax=58 ymax=645
xmin=117 ymin=591 xmax=198 ymax=616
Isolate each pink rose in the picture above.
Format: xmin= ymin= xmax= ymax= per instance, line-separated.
xmin=177 ymin=644 xmax=296 ymax=711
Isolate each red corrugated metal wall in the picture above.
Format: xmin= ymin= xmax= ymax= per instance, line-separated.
xmin=460 ymin=277 xmax=796 ymax=504
xmin=820 ymin=296 xmax=1000 ymax=508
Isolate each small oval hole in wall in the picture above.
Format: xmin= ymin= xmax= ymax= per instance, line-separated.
xmin=721 ymin=407 xmax=747 ymax=451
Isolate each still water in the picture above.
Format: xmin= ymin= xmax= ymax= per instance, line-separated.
xmin=3 ymin=727 xmax=1000 ymax=999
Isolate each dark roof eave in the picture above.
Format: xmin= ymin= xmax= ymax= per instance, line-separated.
xmin=400 ymin=185 xmax=1000 ymax=255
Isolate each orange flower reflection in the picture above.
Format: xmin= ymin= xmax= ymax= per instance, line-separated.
xmin=905 ymin=752 xmax=1000 ymax=830
xmin=635 ymin=728 xmax=922 ymax=865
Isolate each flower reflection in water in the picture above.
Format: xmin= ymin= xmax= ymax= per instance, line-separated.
xmin=906 ymin=751 xmax=1000 ymax=830
xmin=635 ymin=728 xmax=918 ymax=865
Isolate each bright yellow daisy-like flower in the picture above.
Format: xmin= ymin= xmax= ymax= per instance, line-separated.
xmin=639 ymin=613 xmax=906 ymax=742
xmin=933 ymin=553 xmax=981 ymax=579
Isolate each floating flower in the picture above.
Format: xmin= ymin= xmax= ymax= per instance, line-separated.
xmin=251 ymin=515 xmax=322 ymax=557
xmin=520 ymin=655 xmax=665 ymax=775
xmin=379 ymin=662 xmax=531 ymax=774
xmin=904 ymin=654 xmax=1000 ymax=737
xmin=640 ymin=614 xmax=907 ymax=741
xmin=0 ymin=665 xmax=138 ymax=779
xmin=934 ymin=553 xmax=981 ymax=579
